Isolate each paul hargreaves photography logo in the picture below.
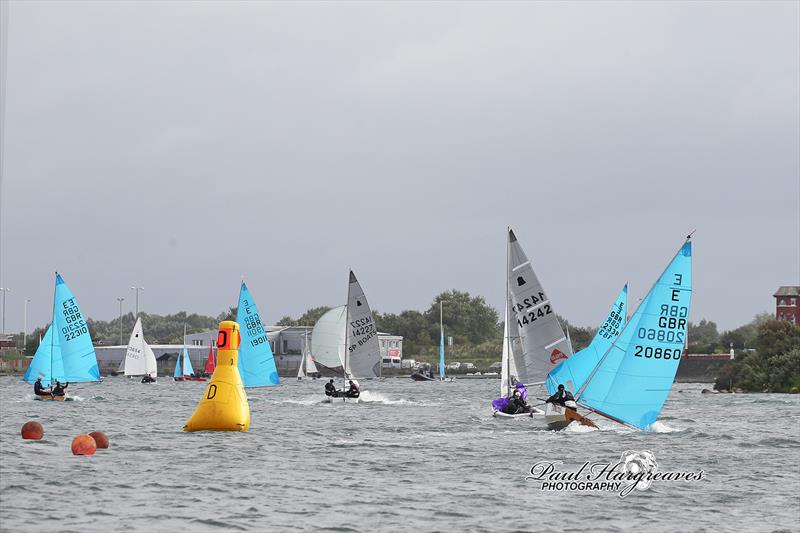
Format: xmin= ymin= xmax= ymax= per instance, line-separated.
xmin=526 ymin=450 xmax=704 ymax=498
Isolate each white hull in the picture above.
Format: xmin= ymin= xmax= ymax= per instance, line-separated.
xmin=323 ymin=396 xmax=360 ymax=404
xmin=492 ymin=405 xmax=545 ymax=418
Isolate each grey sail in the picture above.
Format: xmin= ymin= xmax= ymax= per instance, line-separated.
xmin=507 ymin=228 xmax=572 ymax=384
xmin=345 ymin=270 xmax=381 ymax=378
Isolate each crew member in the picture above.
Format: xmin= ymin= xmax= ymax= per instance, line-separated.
xmin=503 ymin=389 xmax=524 ymax=414
xmin=52 ymin=380 xmax=68 ymax=397
xmin=325 ymin=379 xmax=337 ymax=397
xmin=33 ymin=377 xmax=52 ymax=398
xmin=345 ymin=380 xmax=360 ymax=398
xmin=546 ymin=384 xmax=575 ymax=406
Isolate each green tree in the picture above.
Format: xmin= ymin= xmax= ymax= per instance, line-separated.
xmin=687 ymin=319 xmax=720 ymax=353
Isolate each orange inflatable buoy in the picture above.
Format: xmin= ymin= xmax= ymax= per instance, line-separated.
xmin=71 ymin=434 xmax=97 ymax=456
xmin=89 ymin=431 xmax=109 ymax=449
xmin=21 ymin=421 xmax=44 ymax=440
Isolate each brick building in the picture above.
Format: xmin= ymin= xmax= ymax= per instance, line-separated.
xmin=774 ymin=286 xmax=799 ymax=325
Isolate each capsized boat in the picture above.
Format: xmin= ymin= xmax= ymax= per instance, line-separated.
xmin=24 ymin=273 xmax=101 ymax=399
xmin=569 ymin=238 xmax=693 ymax=431
xmin=312 ymin=270 xmax=381 ymax=403
xmin=122 ymin=318 xmax=158 ymax=383
xmin=236 ymin=281 xmax=280 ymax=387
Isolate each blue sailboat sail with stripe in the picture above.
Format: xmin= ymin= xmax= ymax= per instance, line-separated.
xmin=546 ymin=284 xmax=628 ymax=396
xmin=23 ymin=273 xmax=100 ymax=386
xmin=577 ymin=240 xmax=692 ymax=429
xmin=236 ymin=281 xmax=280 ymax=387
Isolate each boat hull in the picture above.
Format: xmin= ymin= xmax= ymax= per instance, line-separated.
xmin=34 ymin=395 xmax=70 ymax=402
xmin=323 ymin=396 xmax=360 ymax=404
xmin=410 ymin=372 xmax=435 ymax=381
xmin=492 ymin=405 xmax=544 ymax=419
xmin=544 ymin=403 xmax=596 ymax=430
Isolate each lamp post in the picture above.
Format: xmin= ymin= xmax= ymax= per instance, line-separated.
xmin=116 ymin=297 xmax=125 ymax=345
xmin=0 ymin=287 xmax=10 ymax=335
xmin=23 ymin=298 xmax=31 ymax=351
xmin=130 ymin=286 xmax=143 ymax=319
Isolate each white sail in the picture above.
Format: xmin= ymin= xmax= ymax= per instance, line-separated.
xmin=311 ymin=306 xmax=347 ymax=370
xmin=144 ymin=342 xmax=157 ymax=378
xmin=507 ymin=229 xmax=572 ymax=384
xmin=345 ymin=271 xmax=381 ymax=379
xmin=123 ymin=318 xmax=148 ymax=376
xmin=305 ymin=352 xmax=318 ymax=374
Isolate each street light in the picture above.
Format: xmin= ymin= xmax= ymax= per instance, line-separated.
xmin=23 ymin=299 xmax=31 ymax=351
xmin=130 ymin=286 xmax=143 ymax=318
xmin=116 ymin=297 xmax=125 ymax=345
xmin=0 ymin=287 xmax=10 ymax=335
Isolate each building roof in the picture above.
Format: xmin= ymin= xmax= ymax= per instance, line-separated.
xmin=774 ymin=286 xmax=800 ymax=297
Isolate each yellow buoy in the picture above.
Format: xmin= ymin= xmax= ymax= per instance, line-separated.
xmin=184 ymin=321 xmax=250 ymax=432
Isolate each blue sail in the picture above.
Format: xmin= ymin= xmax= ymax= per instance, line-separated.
xmin=23 ymin=324 xmax=65 ymax=386
xmin=173 ymin=349 xmax=182 ymax=378
xmin=236 ymin=281 xmax=279 ymax=387
xmin=182 ymin=347 xmax=194 ymax=376
xmin=577 ymin=241 xmax=692 ymax=429
xmin=53 ymin=274 xmax=101 ymax=383
xmin=439 ymin=330 xmax=445 ymax=380
xmin=546 ymin=284 xmax=628 ymax=395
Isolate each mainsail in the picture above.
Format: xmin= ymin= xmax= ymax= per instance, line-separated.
xmin=345 ymin=271 xmax=381 ymax=379
xmin=577 ymin=240 xmax=693 ymax=429
xmin=124 ymin=318 xmax=156 ymax=377
xmin=311 ymin=306 xmax=347 ymax=371
xmin=204 ymin=345 xmax=215 ymax=374
xmin=236 ymin=281 xmax=280 ymax=387
xmin=507 ymin=228 xmax=572 ymax=384
xmin=24 ymin=273 xmax=100 ymax=386
xmin=546 ymin=285 xmax=628 ymax=395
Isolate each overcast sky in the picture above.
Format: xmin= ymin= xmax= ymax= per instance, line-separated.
xmin=0 ymin=1 xmax=798 ymax=335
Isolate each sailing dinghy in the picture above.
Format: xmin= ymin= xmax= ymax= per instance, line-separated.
xmin=24 ymin=273 xmax=101 ymax=400
xmin=312 ymin=271 xmax=381 ymax=403
xmin=492 ymin=228 xmax=569 ymax=417
xmin=174 ymin=328 xmax=205 ymax=381
xmin=236 ymin=281 xmax=280 ymax=387
xmin=297 ymin=329 xmax=320 ymax=380
xmin=123 ymin=317 xmax=158 ymax=383
xmin=564 ymin=238 xmax=693 ymax=431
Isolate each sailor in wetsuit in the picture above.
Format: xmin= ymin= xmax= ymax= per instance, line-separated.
xmin=325 ymin=379 xmax=337 ymax=397
xmin=52 ymin=380 xmax=69 ymax=397
xmin=345 ymin=380 xmax=360 ymax=398
xmin=546 ymin=384 xmax=576 ymax=409
xmin=503 ymin=389 xmax=526 ymax=414
xmin=34 ymin=377 xmax=52 ymax=398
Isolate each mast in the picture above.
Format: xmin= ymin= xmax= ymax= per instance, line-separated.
xmin=343 ymin=270 xmax=351 ymax=390
xmin=50 ymin=272 xmax=57 ymax=386
xmin=503 ymin=230 xmax=510 ymax=395
xmin=440 ymin=299 xmax=444 ymax=381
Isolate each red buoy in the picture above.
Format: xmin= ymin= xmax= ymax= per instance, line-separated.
xmin=71 ymin=434 xmax=97 ymax=456
xmin=89 ymin=431 xmax=109 ymax=449
xmin=21 ymin=421 xmax=44 ymax=440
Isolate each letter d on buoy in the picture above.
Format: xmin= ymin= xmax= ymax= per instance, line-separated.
xmin=184 ymin=321 xmax=250 ymax=432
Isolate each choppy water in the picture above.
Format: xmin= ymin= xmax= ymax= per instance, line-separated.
xmin=1 ymin=376 xmax=798 ymax=532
